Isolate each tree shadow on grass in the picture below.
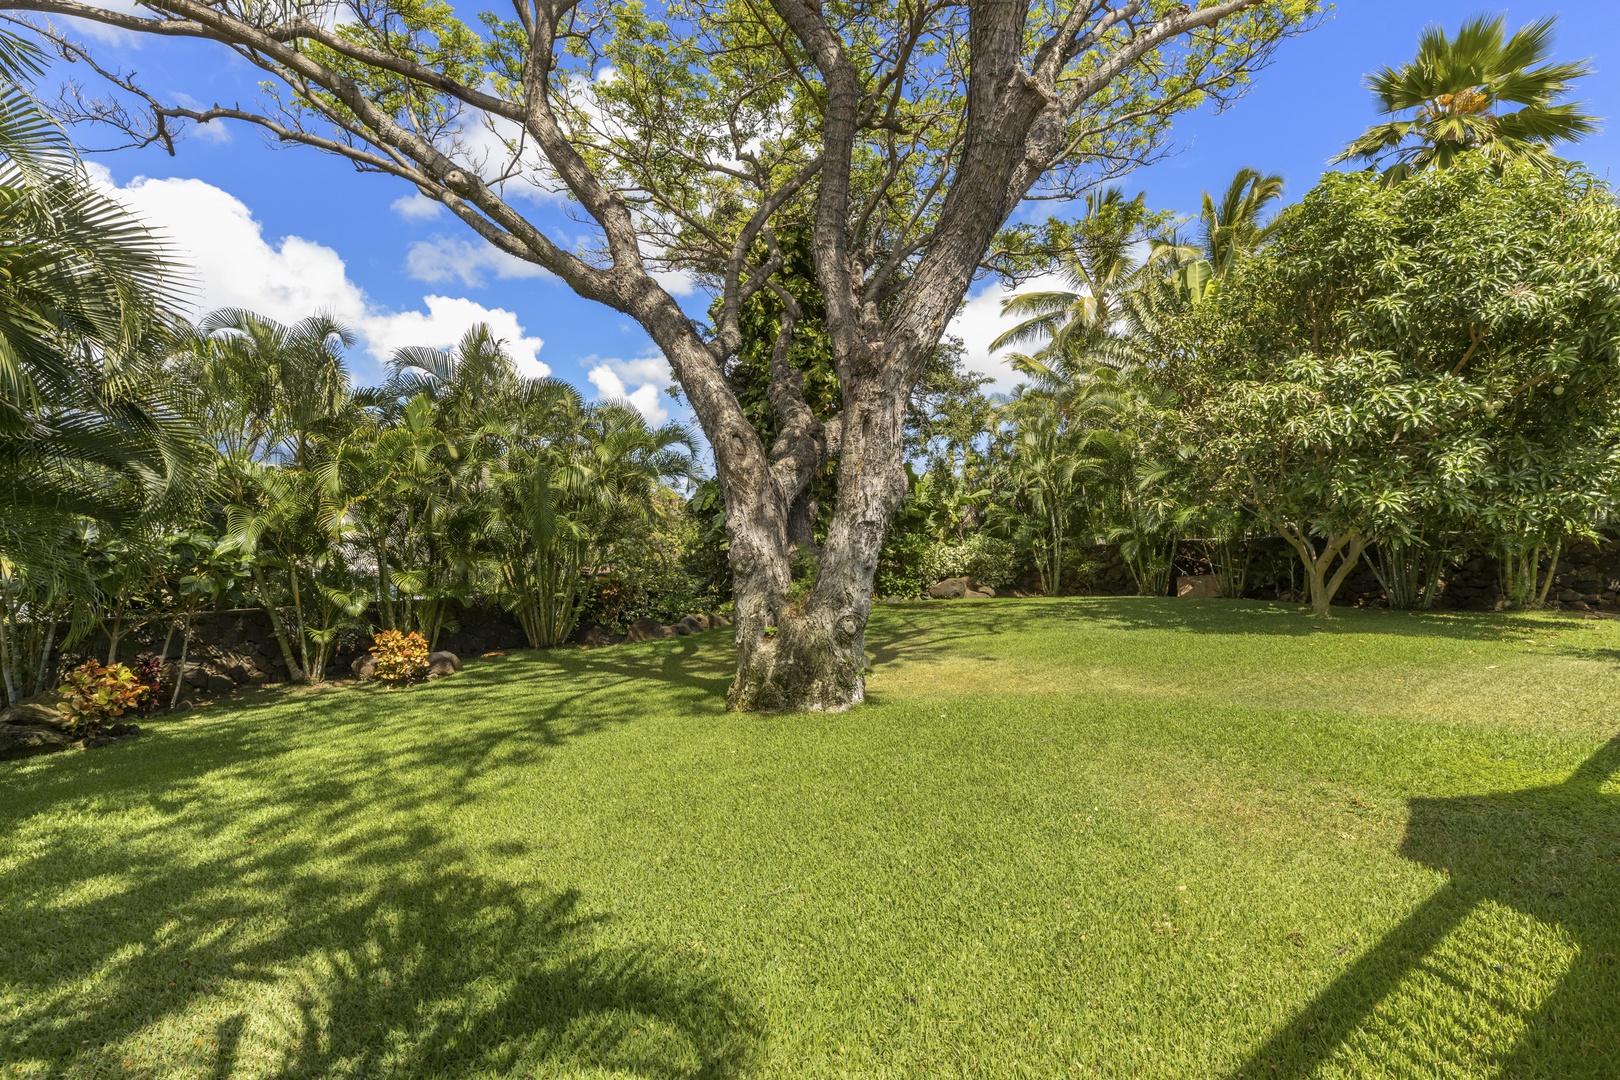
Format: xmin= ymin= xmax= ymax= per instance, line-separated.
xmin=0 ymin=643 xmax=760 ymax=1078
xmin=864 ymin=598 xmax=1591 ymax=671
xmin=1230 ymin=736 xmax=1620 ymax=1078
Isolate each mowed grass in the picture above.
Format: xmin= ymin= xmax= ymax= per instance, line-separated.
xmin=2 ymin=599 xmax=1618 ymax=1079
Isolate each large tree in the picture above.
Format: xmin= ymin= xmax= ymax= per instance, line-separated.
xmin=15 ymin=0 xmax=1317 ymax=710
xmin=1153 ymin=159 xmax=1620 ymax=616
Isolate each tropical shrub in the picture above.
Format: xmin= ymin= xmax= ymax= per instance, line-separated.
xmin=129 ymin=653 xmax=167 ymax=713
xmin=369 ymin=629 xmax=430 ymax=684
xmin=920 ymin=535 xmax=1019 ymax=590
xmin=57 ymin=661 xmax=151 ymax=731
xmin=1152 ymin=159 xmax=1620 ymax=615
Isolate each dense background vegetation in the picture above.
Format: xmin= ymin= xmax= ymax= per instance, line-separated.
xmin=4 ymin=14 xmax=1619 ymax=708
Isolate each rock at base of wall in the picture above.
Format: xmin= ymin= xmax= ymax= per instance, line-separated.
xmin=1177 ymin=574 xmax=1222 ymax=599
xmin=351 ymin=654 xmax=377 ymax=680
xmin=625 ymin=617 xmax=673 ymax=643
xmin=578 ymin=624 xmax=625 ymax=647
xmin=926 ymin=577 xmax=995 ymax=600
xmin=427 ymin=651 xmax=461 ymax=678
xmin=0 ymin=722 xmax=75 ymax=759
xmin=0 ymin=700 xmax=69 ymax=731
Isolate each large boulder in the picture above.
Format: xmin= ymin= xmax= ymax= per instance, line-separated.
xmin=926 ymin=577 xmax=994 ymax=600
xmin=0 ymin=722 xmax=75 ymax=759
xmin=578 ymin=623 xmax=624 ymax=648
xmin=426 ymin=651 xmax=461 ymax=678
xmin=201 ymin=667 xmax=236 ymax=696
xmin=351 ymin=653 xmax=377 ymax=680
xmin=0 ymin=700 xmax=70 ymax=732
xmin=1177 ymin=574 xmax=1221 ymax=599
xmin=625 ymin=617 xmax=673 ymax=643
xmin=673 ymin=614 xmax=706 ymax=636
xmin=219 ymin=653 xmax=259 ymax=684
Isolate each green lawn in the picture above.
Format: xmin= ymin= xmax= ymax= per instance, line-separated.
xmin=2 ymin=599 xmax=1617 ymax=1079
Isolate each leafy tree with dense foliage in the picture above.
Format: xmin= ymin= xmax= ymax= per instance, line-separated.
xmin=1152 ymin=158 xmax=1620 ymax=615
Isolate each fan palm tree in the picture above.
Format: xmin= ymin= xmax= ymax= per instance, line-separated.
xmin=1333 ymin=14 xmax=1598 ymax=185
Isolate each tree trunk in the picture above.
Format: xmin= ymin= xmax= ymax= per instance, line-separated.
xmin=157 ymin=619 xmax=177 ymax=669
xmin=1537 ymin=539 xmax=1562 ymax=606
xmin=376 ymin=540 xmax=396 ymax=630
xmin=0 ymin=613 xmax=17 ymax=707
xmin=105 ymin=611 xmax=123 ymax=665
xmin=288 ymin=564 xmax=313 ymax=679
xmin=33 ymin=621 xmax=56 ymax=697
xmin=727 ymin=385 xmax=907 ymax=713
xmin=1279 ymin=526 xmax=1366 ymax=618
xmin=252 ymin=565 xmax=306 ymax=682
xmin=170 ymin=616 xmax=191 ymax=710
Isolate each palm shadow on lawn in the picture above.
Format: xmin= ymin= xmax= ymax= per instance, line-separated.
xmin=0 ymin=651 xmax=760 ymax=1078
xmin=1230 ymin=736 xmax=1620 ymax=1078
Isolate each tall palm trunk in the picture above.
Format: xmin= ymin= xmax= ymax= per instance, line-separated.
xmin=251 ymin=564 xmax=306 ymax=682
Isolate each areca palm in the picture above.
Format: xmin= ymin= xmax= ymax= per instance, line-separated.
xmin=1145 ymin=167 xmax=1283 ymax=307
xmin=1333 ymin=14 xmax=1597 ymax=184
xmin=991 ymin=187 xmax=1148 ymax=390
xmin=189 ymin=309 xmax=357 ymax=468
xmin=492 ymin=400 xmax=697 ymax=647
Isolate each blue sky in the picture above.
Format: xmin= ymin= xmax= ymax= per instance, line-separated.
xmin=55 ymin=1 xmax=1620 ymax=416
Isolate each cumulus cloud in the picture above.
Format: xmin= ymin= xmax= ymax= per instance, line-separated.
xmin=390 ymin=191 xmax=443 ymax=221
xmin=89 ymin=165 xmax=549 ymax=378
xmin=651 ymin=267 xmax=700 ymax=298
xmin=585 ymin=354 xmax=673 ymax=424
xmin=405 ymin=235 xmax=554 ymax=287
xmin=363 ymin=296 xmax=547 ymax=375
xmin=946 ymin=272 xmax=1068 ymax=396
xmin=169 ymin=96 xmax=233 ymax=144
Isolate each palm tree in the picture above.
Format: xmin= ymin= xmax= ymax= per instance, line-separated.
xmin=188 ymin=309 xmax=357 ymax=468
xmin=1145 ymin=167 xmax=1284 ymax=307
xmin=492 ymin=399 xmax=697 ymax=647
xmin=0 ymin=29 xmax=192 ymax=524
xmin=1333 ymin=14 xmax=1598 ymax=184
xmin=990 ymin=187 xmax=1148 ymax=389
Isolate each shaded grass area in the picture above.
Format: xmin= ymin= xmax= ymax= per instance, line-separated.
xmin=2 ymin=598 xmax=1617 ymax=1077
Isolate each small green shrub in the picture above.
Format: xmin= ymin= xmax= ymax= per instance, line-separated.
xmin=920 ymin=535 xmax=1019 ymax=590
xmin=370 ymin=629 xmax=430 ymax=684
xmin=57 ymin=661 xmax=151 ymax=731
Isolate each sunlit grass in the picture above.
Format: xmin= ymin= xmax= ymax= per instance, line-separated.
xmin=2 ymin=598 xmax=1616 ymax=1078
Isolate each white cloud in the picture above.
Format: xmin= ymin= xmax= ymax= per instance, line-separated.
xmin=87 ymin=165 xmax=549 ymax=378
xmin=390 ymin=191 xmax=443 ymax=221
xmin=405 ymin=235 xmax=554 ymax=287
xmin=363 ymin=297 xmax=547 ymax=377
xmin=947 ymin=273 xmax=1068 ymax=395
xmin=651 ymin=267 xmax=700 ymax=298
xmin=187 ymin=119 xmax=233 ymax=145
xmin=60 ymin=0 xmax=143 ymax=45
xmin=585 ymin=354 xmax=673 ymax=424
